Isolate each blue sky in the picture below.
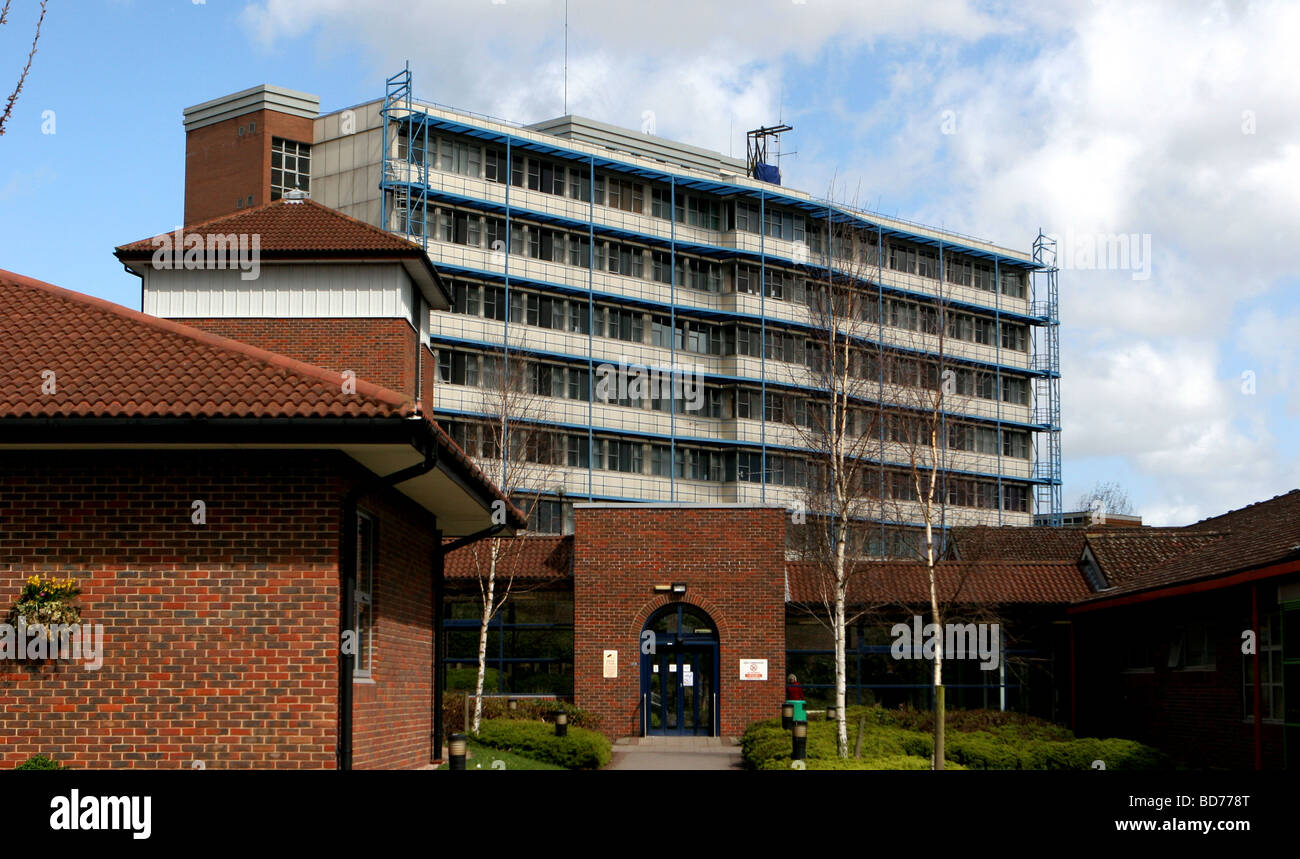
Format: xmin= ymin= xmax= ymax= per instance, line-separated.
xmin=3 ymin=0 xmax=1298 ymax=524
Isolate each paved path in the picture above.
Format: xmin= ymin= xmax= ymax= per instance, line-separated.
xmin=604 ymin=736 xmax=743 ymax=770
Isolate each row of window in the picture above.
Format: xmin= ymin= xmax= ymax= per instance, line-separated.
xmin=444 ymin=418 xmax=1034 ymax=510
xmin=449 ymin=281 xmax=1029 ymax=373
xmin=389 ymin=128 xmax=1032 ymax=297
xmin=438 ymin=336 xmax=1032 ymax=416
xmin=438 ymin=348 xmax=1032 ymax=455
xmin=404 ymin=202 xmax=1034 ymax=342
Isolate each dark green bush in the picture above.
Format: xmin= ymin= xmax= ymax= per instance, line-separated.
xmin=473 ymin=719 xmax=611 ymax=769
xmin=743 ymin=705 xmax=1167 ymax=771
xmin=15 ymin=754 xmax=62 ymax=770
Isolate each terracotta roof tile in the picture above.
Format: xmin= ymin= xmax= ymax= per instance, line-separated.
xmin=114 ymin=198 xmax=428 ymax=257
xmin=1081 ymin=490 xmax=1300 ymax=600
xmin=787 ymin=559 xmax=1091 ymax=606
xmin=1084 ymin=530 xmax=1224 ymax=589
xmin=0 ymin=269 xmax=527 ymax=530
xmin=443 ymin=535 xmax=572 ymax=580
xmin=0 ymin=269 xmax=411 ymax=419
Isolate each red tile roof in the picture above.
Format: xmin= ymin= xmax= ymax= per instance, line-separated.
xmin=0 ymin=269 xmax=412 ymax=419
xmin=0 ymin=268 xmax=525 ymax=529
xmin=1083 ymin=530 xmax=1224 ymax=589
xmin=112 ymin=198 xmax=448 ymax=307
xmin=444 ymin=536 xmax=572 ymax=580
xmin=947 ymin=526 xmax=1088 ymax=563
xmin=1080 ymin=490 xmax=1300 ymax=602
xmin=788 ymin=560 xmax=1091 ymax=606
xmin=114 ymin=198 xmax=429 ymax=257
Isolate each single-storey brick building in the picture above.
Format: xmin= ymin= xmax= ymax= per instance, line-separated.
xmin=0 ymin=202 xmax=526 ymax=769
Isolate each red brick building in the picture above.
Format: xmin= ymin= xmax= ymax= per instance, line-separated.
xmin=0 ymin=208 xmax=524 ymax=769
xmin=1070 ymin=491 xmax=1300 ymax=770
xmin=572 ymin=504 xmax=787 ymax=737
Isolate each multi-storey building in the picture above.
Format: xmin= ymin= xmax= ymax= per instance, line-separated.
xmin=176 ymin=72 xmax=1062 ymax=541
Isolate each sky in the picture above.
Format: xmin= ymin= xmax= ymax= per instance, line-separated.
xmin=2 ymin=0 xmax=1297 ymax=526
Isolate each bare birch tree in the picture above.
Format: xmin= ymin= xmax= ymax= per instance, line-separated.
xmin=789 ymin=211 xmax=891 ymax=758
xmin=874 ymin=254 xmax=1010 ymax=769
xmin=1 ymin=0 xmax=48 ymax=137
xmin=456 ymin=353 xmax=560 ymax=733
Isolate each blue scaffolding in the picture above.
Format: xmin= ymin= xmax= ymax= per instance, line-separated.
xmin=1030 ymin=231 xmax=1062 ymax=525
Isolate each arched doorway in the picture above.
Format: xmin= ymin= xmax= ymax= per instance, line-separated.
xmin=640 ymin=604 xmax=719 ymax=736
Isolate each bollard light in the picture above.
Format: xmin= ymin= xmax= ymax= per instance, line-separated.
xmin=781 ymin=702 xmax=794 ymax=731
xmin=792 ymin=720 xmax=807 ymax=761
xmin=827 ymin=705 xmax=838 ymax=722
xmin=448 ymin=733 xmax=468 ymax=771
xmin=508 ymin=698 xmax=518 ymax=711
xmin=555 ymin=711 xmax=569 ymax=738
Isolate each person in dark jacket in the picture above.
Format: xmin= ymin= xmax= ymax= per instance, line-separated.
xmin=785 ymin=673 xmax=805 ymax=700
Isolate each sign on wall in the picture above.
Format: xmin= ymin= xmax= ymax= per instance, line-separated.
xmin=740 ymin=659 xmax=768 ymax=681
xmin=603 ymin=649 xmax=618 ymax=679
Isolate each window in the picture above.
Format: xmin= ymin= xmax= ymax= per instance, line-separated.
xmin=916 ymin=250 xmax=939 ymax=280
xmin=353 ymin=512 xmax=376 ymax=678
xmin=734 ymin=200 xmax=760 ymax=233
xmin=651 ymin=187 xmax=672 ymax=220
xmin=271 ymin=138 xmax=310 ymax=201
xmin=1003 ymin=430 xmax=1029 ymax=459
xmin=598 ymin=439 xmax=643 ymax=474
xmin=888 ymin=244 xmax=917 ymax=274
xmin=566 ymin=435 xmax=589 ymax=468
xmin=605 ymin=176 xmax=643 ymax=213
xmin=1001 ymin=323 xmax=1027 ymax=352
xmin=485 ymin=149 xmax=507 ymax=184
xmin=1001 ymin=484 xmax=1029 ymax=513
xmin=1001 ymin=376 xmax=1029 ymax=406
xmin=1244 ymin=612 xmax=1283 ymax=721
xmin=438 ymin=137 xmax=482 ymax=178
xmin=1171 ymin=625 xmax=1215 ymax=671
xmin=1000 ymin=269 xmax=1026 ymax=299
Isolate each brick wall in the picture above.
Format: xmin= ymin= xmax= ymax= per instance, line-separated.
xmin=0 ymin=449 xmax=439 ymax=769
xmin=573 ymin=506 xmax=786 ymax=739
xmin=175 ymin=317 xmax=422 ymax=402
xmin=1073 ymin=587 xmax=1286 ymax=769
xmin=184 ymin=108 xmax=314 ymax=224
xmin=349 ymin=485 xmax=438 ymax=769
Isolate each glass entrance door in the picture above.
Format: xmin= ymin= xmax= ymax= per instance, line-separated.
xmin=641 ymin=604 xmax=719 ymax=736
xmin=646 ymin=644 xmax=715 ymax=735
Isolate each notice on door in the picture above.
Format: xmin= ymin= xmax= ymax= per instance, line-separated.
xmin=740 ymin=659 xmax=768 ymax=681
xmin=603 ymin=649 xmax=618 ymax=679
xmin=683 ymin=669 xmax=694 ymax=687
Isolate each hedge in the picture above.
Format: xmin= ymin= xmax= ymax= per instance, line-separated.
xmin=473 ymin=719 xmax=612 ymax=770
xmin=743 ymin=706 xmax=1168 ymax=771
xmin=444 ymin=693 xmax=601 ymax=735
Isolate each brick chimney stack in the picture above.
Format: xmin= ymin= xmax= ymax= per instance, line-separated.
xmin=183 ymin=85 xmax=320 ymax=224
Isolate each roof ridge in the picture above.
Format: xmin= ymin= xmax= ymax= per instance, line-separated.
xmin=1187 ymin=488 xmax=1300 ymax=527
xmin=0 ymin=269 xmax=412 ymax=411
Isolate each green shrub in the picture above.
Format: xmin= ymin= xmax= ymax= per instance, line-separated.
xmin=443 ymin=693 xmax=601 ymax=735
xmin=15 ymin=754 xmax=62 ymax=770
xmin=473 ymin=719 xmax=611 ymax=769
xmin=742 ymin=705 xmax=1166 ymax=771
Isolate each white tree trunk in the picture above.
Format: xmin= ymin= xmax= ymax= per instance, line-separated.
xmin=471 ymin=538 xmax=500 ymax=735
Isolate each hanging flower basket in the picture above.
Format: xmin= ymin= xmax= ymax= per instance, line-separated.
xmin=8 ymin=575 xmax=82 ymax=655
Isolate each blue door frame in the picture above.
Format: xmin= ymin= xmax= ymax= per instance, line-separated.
xmin=640 ymin=604 xmax=720 ymax=736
